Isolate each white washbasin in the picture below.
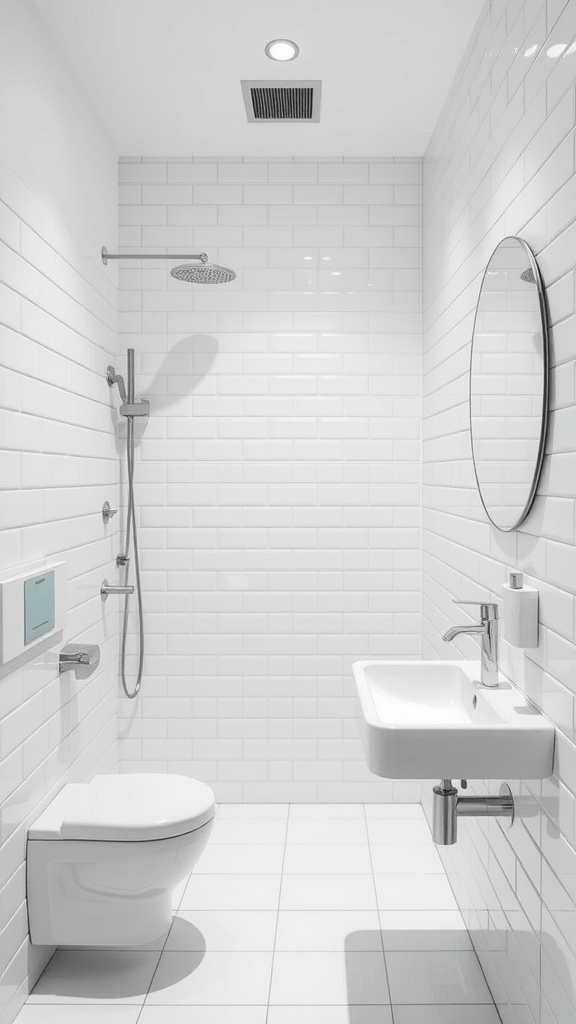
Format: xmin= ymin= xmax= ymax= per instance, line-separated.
xmin=353 ymin=660 xmax=555 ymax=780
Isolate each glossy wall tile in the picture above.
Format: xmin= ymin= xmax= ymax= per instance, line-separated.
xmin=421 ymin=1 xmax=576 ymax=1022
xmin=117 ymin=156 xmax=422 ymax=803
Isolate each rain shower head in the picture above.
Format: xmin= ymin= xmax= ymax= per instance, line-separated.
xmin=101 ymin=247 xmax=236 ymax=283
xmin=520 ymin=267 xmax=536 ymax=283
xmin=170 ymin=262 xmax=236 ymax=284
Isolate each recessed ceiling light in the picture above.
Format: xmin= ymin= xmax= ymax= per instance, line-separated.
xmin=265 ymin=39 xmax=300 ymax=62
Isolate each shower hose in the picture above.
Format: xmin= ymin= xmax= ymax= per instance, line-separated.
xmin=121 ymin=414 xmax=144 ymax=699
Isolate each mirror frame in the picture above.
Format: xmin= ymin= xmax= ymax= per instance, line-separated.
xmin=469 ymin=235 xmax=550 ymax=533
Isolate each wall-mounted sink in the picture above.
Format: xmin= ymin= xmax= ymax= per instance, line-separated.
xmin=353 ymin=660 xmax=555 ymax=780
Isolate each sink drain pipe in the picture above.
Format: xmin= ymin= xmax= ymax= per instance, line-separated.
xmin=432 ymin=780 xmax=514 ymax=845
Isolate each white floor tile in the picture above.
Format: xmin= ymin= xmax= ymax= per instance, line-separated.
xmin=195 ymin=843 xmax=285 ymax=873
xmin=367 ymin=820 xmax=433 ymax=845
xmin=139 ymin=1007 xmax=266 ymax=1024
xmin=275 ymin=911 xmax=381 ymax=951
xmin=392 ymin=1007 xmax=500 ymax=1024
xmin=165 ymin=910 xmax=278 ymax=951
xmin=15 ymin=1009 xmax=141 ymax=1024
xmin=146 ymin=950 xmax=273 ymax=1005
xmin=375 ymin=875 xmax=458 ymax=911
xmin=280 ymin=874 xmax=377 ymax=911
xmin=16 ymin=802 xmax=491 ymax=1024
xmin=28 ymin=952 xmax=160 ymax=1005
xmin=365 ymin=805 xmax=425 ymax=820
xmin=209 ymin=818 xmax=287 ymax=844
xmin=139 ymin=1008 xmax=267 ymax=1024
xmin=386 ymin=951 xmax=493 ymax=1004
xmin=287 ymin=819 xmax=368 ymax=845
xmin=181 ymin=873 xmax=281 ymax=910
xmin=289 ymin=804 xmax=367 ymax=819
xmin=283 ymin=844 xmax=372 ymax=874
xmin=269 ymin=951 xmax=390 ymax=1005
xmin=378 ymin=911 xmax=472 ymax=950
xmin=216 ymin=804 xmax=288 ymax=819
xmin=268 ymin=1007 xmax=393 ymax=1024
xmin=370 ymin=844 xmax=444 ymax=874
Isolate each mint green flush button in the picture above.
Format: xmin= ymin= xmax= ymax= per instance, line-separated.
xmin=24 ymin=571 xmax=55 ymax=645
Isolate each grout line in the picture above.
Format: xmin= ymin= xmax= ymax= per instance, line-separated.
xmin=263 ymin=802 xmax=290 ymax=1023
xmin=362 ymin=801 xmax=395 ymax=1022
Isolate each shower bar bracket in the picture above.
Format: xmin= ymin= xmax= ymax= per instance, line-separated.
xmin=120 ymin=400 xmax=150 ymax=418
xmin=102 ymin=246 xmax=208 ymax=264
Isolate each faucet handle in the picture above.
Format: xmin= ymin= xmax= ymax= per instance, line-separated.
xmin=453 ymin=599 xmax=499 ymax=619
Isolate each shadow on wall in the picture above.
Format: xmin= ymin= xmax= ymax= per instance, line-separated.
xmin=107 ymin=334 xmax=219 ymax=456
xmin=140 ymin=334 xmax=219 ymax=412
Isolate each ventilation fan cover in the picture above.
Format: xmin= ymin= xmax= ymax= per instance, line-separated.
xmin=241 ymin=81 xmax=321 ymax=122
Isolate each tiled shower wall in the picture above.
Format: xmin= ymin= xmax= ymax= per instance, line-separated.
xmin=0 ymin=3 xmax=119 ymax=1021
xmin=117 ymin=156 xmax=421 ymax=801
xmin=421 ymin=1 xmax=576 ymax=1022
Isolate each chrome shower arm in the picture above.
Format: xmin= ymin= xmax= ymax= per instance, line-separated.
xmin=102 ymin=247 xmax=208 ymax=264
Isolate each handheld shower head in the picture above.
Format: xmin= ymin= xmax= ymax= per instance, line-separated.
xmin=170 ymin=262 xmax=236 ymax=284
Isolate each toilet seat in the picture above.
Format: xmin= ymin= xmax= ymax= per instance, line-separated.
xmin=28 ymin=773 xmax=215 ymax=842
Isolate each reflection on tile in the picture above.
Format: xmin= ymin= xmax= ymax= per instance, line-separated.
xmin=375 ymin=875 xmax=458 ymax=911
xmin=268 ymin=1007 xmax=393 ymax=1024
xmin=15 ymin=1009 xmax=141 ymax=1024
xmin=392 ymin=1006 xmax=500 ymax=1024
xmin=283 ymin=844 xmax=372 ymax=874
xmin=139 ymin=1007 xmax=267 ymax=1024
xmin=289 ymin=805 xmax=367 ymax=819
xmin=275 ymin=911 xmax=381 ymax=951
xmin=147 ymin=951 xmax=273 ymax=1005
xmin=370 ymin=844 xmax=444 ymax=874
xmin=209 ymin=819 xmax=287 ymax=844
xmin=280 ymin=873 xmax=377 ymax=910
xmin=386 ymin=951 xmax=492 ymax=1004
xmin=365 ymin=805 xmax=425 ymax=820
xmin=269 ymin=951 xmax=390 ymax=1005
xmin=195 ymin=844 xmax=285 ymax=873
xmin=367 ymin=820 xmax=433 ymax=845
xmin=166 ymin=910 xmax=277 ymax=951
xmin=28 ymin=952 xmax=160 ymax=1005
xmin=216 ymin=805 xmax=289 ymax=819
xmin=181 ymin=873 xmax=281 ymax=910
xmin=378 ymin=911 xmax=472 ymax=950
xmin=287 ymin=820 xmax=368 ymax=844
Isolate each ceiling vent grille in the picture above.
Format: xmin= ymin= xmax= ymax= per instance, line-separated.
xmin=241 ymin=80 xmax=321 ymax=122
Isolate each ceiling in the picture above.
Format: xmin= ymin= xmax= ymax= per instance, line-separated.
xmin=33 ymin=0 xmax=484 ymax=157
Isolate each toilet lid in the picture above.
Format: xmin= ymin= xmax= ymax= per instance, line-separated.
xmin=29 ymin=774 xmax=216 ymax=842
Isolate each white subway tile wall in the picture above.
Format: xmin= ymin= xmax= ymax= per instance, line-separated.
xmin=421 ymin=2 xmax=576 ymax=1023
xmin=117 ymin=157 xmax=422 ymax=802
xmin=0 ymin=162 xmax=120 ymax=1022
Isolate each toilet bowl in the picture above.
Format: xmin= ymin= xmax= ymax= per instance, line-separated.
xmin=27 ymin=773 xmax=215 ymax=947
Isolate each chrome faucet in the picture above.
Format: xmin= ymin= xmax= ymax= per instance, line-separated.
xmin=442 ymin=600 xmax=500 ymax=688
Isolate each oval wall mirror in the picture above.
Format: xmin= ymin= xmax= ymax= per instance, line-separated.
xmin=470 ymin=235 xmax=549 ymax=532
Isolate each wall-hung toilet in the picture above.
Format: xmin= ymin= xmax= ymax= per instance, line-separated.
xmin=27 ymin=773 xmax=215 ymax=947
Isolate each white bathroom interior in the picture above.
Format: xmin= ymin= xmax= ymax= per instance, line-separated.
xmin=1 ymin=0 xmax=575 ymax=1021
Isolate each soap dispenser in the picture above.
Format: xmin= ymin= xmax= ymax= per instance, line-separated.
xmin=502 ymin=571 xmax=539 ymax=648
